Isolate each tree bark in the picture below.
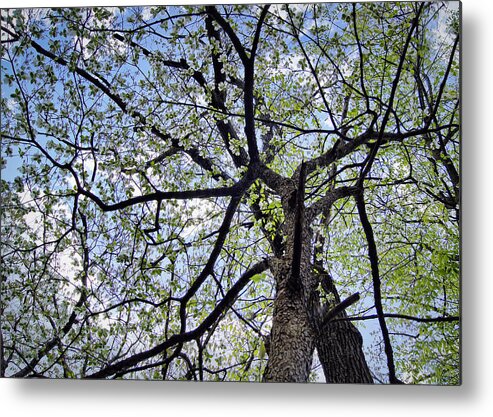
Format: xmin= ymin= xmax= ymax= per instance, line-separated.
xmin=316 ymin=271 xmax=374 ymax=383
xmin=317 ymin=319 xmax=374 ymax=383
xmin=263 ymin=180 xmax=318 ymax=383
xmin=262 ymin=176 xmax=373 ymax=383
xmin=263 ymin=258 xmax=316 ymax=382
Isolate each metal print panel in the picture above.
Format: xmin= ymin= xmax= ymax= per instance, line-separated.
xmin=0 ymin=1 xmax=460 ymax=384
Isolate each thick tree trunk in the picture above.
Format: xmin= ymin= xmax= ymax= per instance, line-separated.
xmin=263 ymin=259 xmax=373 ymax=384
xmin=263 ymin=176 xmax=373 ymax=383
xmin=263 ymin=182 xmax=318 ymax=382
xmin=316 ymin=320 xmax=374 ymax=383
xmin=263 ymin=258 xmax=316 ymax=382
xmin=316 ymin=271 xmax=374 ymax=383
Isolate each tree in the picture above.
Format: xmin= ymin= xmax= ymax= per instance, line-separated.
xmin=0 ymin=2 xmax=460 ymax=384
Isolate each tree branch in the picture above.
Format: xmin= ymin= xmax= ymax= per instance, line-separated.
xmin=29 ymin=35 xmax=229 ymax=181
xmin=178 ymin=192 xmax=245 ymax=332
xmin=76 ymin=182 xmax=244 ymax=213
xmin=355 ymin=190 xmax=401 ymax=384
xmin=357 ymin=4 xmax=424 ymax=188
xmin=336 ymin=314 xmax=459 ymax=324
xmin=289 ymin=161 xmax=307 ymax=294
xmin=321 ymin=292 xmax=360 ymax=328
xmin=86 ymin=259 xmax=270 ymax=379
xmin=205 ymin=6 xmax=249 ymax=65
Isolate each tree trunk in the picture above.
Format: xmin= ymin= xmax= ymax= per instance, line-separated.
xmin=263 ymin=259 xmax=373 ymax=383
xmin=263 ymin=185 xmax=318 ymax=382
xmin=263 ymin=179 xmax=373 ymax=383
xmin=316 ymin=320 xmax=374 ymax=383
xmin=316 ymin=271 xmax=374 ymax=383
xmin=263 ymin=258 xmax=316 ymax=382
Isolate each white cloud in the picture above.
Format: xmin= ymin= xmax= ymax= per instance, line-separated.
xmin=433 ymin=2 xmax=458 ymax=45
xmin=173 ymin=198 xmax=217 ymax=239
xmin=141 ymin=7 xmax=153 ymax=21
xmin=18 ymin=187 xmax=82 ymax=284
xmin=71 ymin=8 xmax=127 ymax=61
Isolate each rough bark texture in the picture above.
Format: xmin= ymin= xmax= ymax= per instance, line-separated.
xmin=316 ymin=271 xmax=374 ymax=383
xmin=263 ymin=176 xmax=373 ymax=383
xmin=263 ymin=258 xmax=316 ymax=382
xmin=263 ymin=178 xmax=318 ymax=383
xmin=317 ymin=320 xmax=374 ymax=383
